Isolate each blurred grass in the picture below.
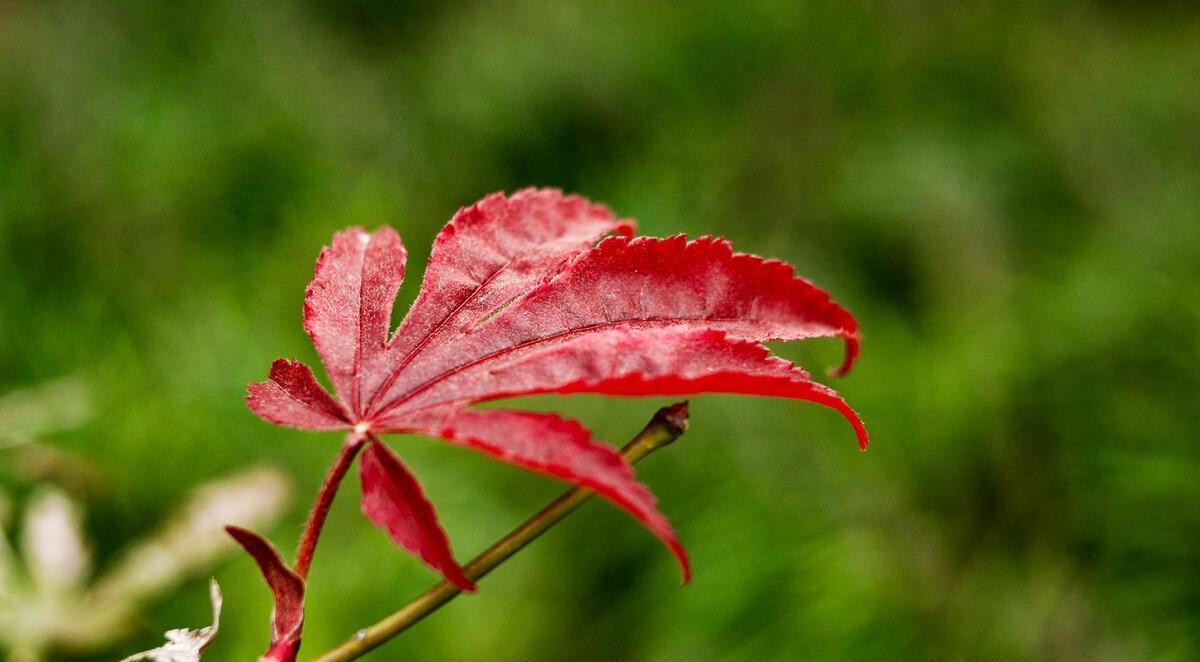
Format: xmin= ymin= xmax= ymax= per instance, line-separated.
xmin=2 ymin=1 xmax=1198 ymax=660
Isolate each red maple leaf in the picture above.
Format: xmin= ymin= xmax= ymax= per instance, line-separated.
xmin=233 ymin=188 xmax=867 ymax=659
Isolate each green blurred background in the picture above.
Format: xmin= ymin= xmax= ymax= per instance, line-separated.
xmin=2 ymin=1 xmax=1198 ymax=660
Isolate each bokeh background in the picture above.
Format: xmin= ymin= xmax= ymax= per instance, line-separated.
xmin=2 ymin=2 xmax=1198 ymax=660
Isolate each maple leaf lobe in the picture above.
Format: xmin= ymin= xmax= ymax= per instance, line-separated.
xmin=304 ymin=225 xmax=407 ymax=417
xmin=359 ymin=440 xmax=476 ymax=591
xmin=225 ymin=526 xmax=305 ymax=659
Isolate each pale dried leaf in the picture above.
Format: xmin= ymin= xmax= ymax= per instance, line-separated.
xmin=119 ymin=579 xmax=221 ymax=662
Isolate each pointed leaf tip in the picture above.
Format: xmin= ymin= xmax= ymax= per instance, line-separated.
xmin=827 ymin=332 xmax=861 ymax=378
xmin=671 ymin=538 xmax=692 ymax=584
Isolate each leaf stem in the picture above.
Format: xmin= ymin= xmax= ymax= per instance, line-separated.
xmin=295 ymin=434 xmax=367 ymax=579
xmin=310 ymin=402 xmax=690 ymax=662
